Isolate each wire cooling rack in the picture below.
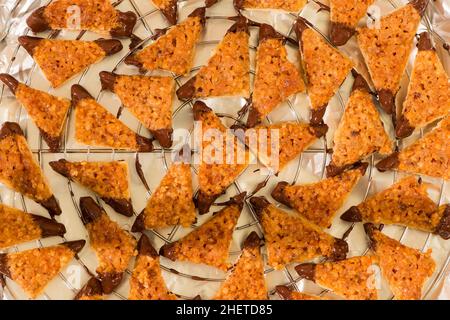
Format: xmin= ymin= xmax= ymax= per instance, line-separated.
xmin=0 ymin=0 xmax=449 ymax=300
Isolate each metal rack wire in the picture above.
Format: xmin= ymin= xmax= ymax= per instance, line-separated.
xmin=0 ymin=0 xmax=448 ymax=300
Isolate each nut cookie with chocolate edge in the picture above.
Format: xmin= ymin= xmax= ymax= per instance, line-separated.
xmin=250 ymin=196 xmax=348 ymax=269
xmin=18 ymin=36 xmax=122 ymax=88
xmin=0 ymin=240 xmax=85 ymax=299
xmin=132 ymin=160 xmax=195 ymax=231
xmin=396 ymin=32 xmax=450 ymax=139
xmin=129 ymin=234 xmax=177 ymax=300
xmin=50 ymin=159 xmax=134 ymax=217
xmin=326 ymin=71 xmax=392 ymax=175
xmin=357 ymin=0 xmax=428 ymax=116
xmin=295 ymin=255 xmax=378 ymax=300
xmin=79 ymin=197 xmax=137 ymax=294
xmin=177 ymin=16 xmax=250 ymax=100
xmin=159 ymin=193 xmax=246 ymax=271
xmin=272 ymin=163 xmax=367 ymax=228
xmin=376 ymin=116 xmax=449 ymax=179
xmin=150 ymin=0 xmax=179 ymax=25
xmin=0 ymin=74 xmax=70 ymax=152
xmin=342 ymin=176 xmax=450 ymax=239
xmin=74 ymin=277 xmax=103 ymax=300
xmin=214 ymin=232 xmax=267 ymax=300
xmin=234 ymin=0 xmax=307 ymax=11
xmin=329 ymin=0 xmax=375 ymax=46
xmin=194 ymin=101 xmax=250 ymax=215
xmin=295 ymin=17 xmax=353 ymax=124
xmin=246 ymin=24 xmax=305 ymax=127
xmin=27 ymin=0 xmax=137 ymax=37
xmin=365 ymin=223 xmax=435 ymax=300
xmin=72 ymin=85 xmax=154 ymax=152
xmin=0 ymin=203 xmax=65 ymax=250
xmin=0 ymin=122 xmax=61 ymax=217
xmin=100 ymin=72 xmax=175 ymax=148
xmin=125 ymin=7 xmax=205 ymax=76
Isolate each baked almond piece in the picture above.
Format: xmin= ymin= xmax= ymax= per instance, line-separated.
xmin=0 ymin=74 xmax=70 ymax=151
xmin=295 ymin=17 xmax=353 ymax=124
xmin=276 ymin=285 xmax=328 ymax=300
xmin=79 ymin=197 xmax=137 ymax=294
xmin=151 ymin=0 xmax=178 ymax=25
xmin=214 ymin=232 xmax=267 ymax=300
xmin=71 ymin=85 xmax=154 ymax=152
xmin=295 ymin=255 xmax=378 ymax=300
xmin=177 ymin=16 xmax=250 ymax=100
xmin=246 ymin=24 xmax=305 ymax=127
xmin=49 ymin=159 xmax=134 ymax=217
xmin=0 ymin=203 xmax=65 ymax=249
xmin=0 ymin=122 xmax=61 ymax=217
xmin=18 ymin=36 xmax=122 ymax=88
xmin=249 ymin=121 xmax=327 ymax=173
xmin=329 ymin=0 xmax=374 ymax=46
xmin=342 ymin=176 xmax=450 ymax=239
xmin=74 ymin=277 xmax=103 ymax=300
xmin=129 ymin=234 xmax=177 ymax=300
xmin=0 ymin=240 xmax=85 ymax=299
xmin=249 ymin=197 xmax=348 ymax=269
xmin=159 ymin=193 xmax=246 ymax=271
xmin=396 ymin=32 xmax=450 ymax=138
xmin=376 ymin=116 xmax=449 ymax=179
xmin=125 ymin=7 xmax=205 ymax=76
xmin=327 ymin=71 xmax=392 ymax=175
xmin=357 ymin=0 xmax=428 ymax=115
xmin=194 ymin=101 xmax=250 ymax=214
xmin=272 ymin=163 xmax=367 ymax=228
xmin=131 ymin=161 xmax=195 ymax=231
xmin=235 ymin=0 xmax=307 ymax=11
xmin=99 ymin=72 xmax=175 ymax=148
xmin=365 ymin=223 xmax=435 ymax=300
xmin=27 ymin=0 xmax=137 ymax=37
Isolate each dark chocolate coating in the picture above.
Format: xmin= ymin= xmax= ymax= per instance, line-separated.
xmin=245 ymin=105 xmax=261 ymax=128
xmin=375 ymin=152 xmax=400 ymax=172
xmin=79 ymin=196 xmax=104 ymax=225
xmin=330 ymin=22 xmax=355 ymax=46
xmin=295 ymin=263 xmax=316 ymax=281
xmin=311 ymin=123 xmax=329 ymax=138
xmin=0 ymin=254 xmax=11 ymax=278
xmin=131 ymin=210 xmax=146 ymax=233
xmin=152 ymin=128 xmax=173 ymax=149
xmin=242 ymin=231 xmax=261 ymax=249
xmin=351 ymin=70 xmax=370 ymax=92
xmin=62 ymin=239 xmax=86 ymax=254
xmin=97 ymin=271 xmax=123 ymax=294
xmin=270 ymin=182 xmax=291 ymax=207
xmin=26 ymin=7 xmax=50 ymax=33
xmin=249 ymin=196 xmax=271 ymax=219
xmin=31 ymin=215 xmax=66 ymax=237
xmin=159 ymin=242 xmax=177 ymax=261
xmin=135 ymin=135 xmax=154 ymax=152
xmin=39 ymin=195 xmax=62 ymax=217
xmin=176 ymin=77 xmax=197 ymax=101
xmin=331 ymin=239 xmax=349 ymax=260
xmin=137 ymin=234 xmax=158 ymax=258
xmin=111 ymin=11 xmax=137 ymax=37
xmin=417 ymin=31 xmax=433 ymax=51
xmin=395 ymin=115 xmax=415 ymax=138
xmin=18 ymin=36 xmax=43 ymax=56
xmin=310 ymin=105 xmax=327 ymax=125
xmin=227 ymin=16 xmax=249 ymax=35
xmin=0 ymin=73 xmax=19 ymax=94
xmin=377 ymin=89 xmax=395 ymax=115
xmin=40 ymin=131 xmax=62 ymax=152
xmin=102 ymin=197 xmax=134 ymax=217
xmin=325 ymin=161 xmax=368 ymax=178
xmin=74 ymin=277 xmax=103 ymax=300
xmin=94 ymin=39 xmax=123 ymax=56
xmin=340 ymin=206 xmax=363 ymax=222
xmin=410 ymin=0 xmax=429 ymax=16
xmin=160 ymin=0 xmax=178 ymax=25
xmin=192 ymin=100 xmax=212 ymax=120
xmin=0 ymin=121 xmax=24 ymax=139
xmin=71 ymin=84 xmax=94 ymax=107
xmin=275 ymin=285 xmax=292 ymax=300
xmin=99 ymin=71 xmax=117 ymax=92
xmin=258 ymin=24 xmax=284 ymax=43
xmin=435 ymin=205 xmax=450 ymax=240
xmin=188 ymin=7 xmax=206 ymax=26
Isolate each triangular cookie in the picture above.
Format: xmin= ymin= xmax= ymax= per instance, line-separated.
xmin=72 ymin=85 xmax=154 ymax=152
xmin=276 ymin=285 xmax=327 ymax=300
xmin=246 ymin=24 xmax=305 ymax=127
xmin=0 ymin=122 xmax=61 ymax=217
xmin=365 ymin=223 xmax=435 ymax=300
xmin=342 ymin=176 xmax=450 ymax=238
xmin=0 ymin=203 xmax=66 ymax=249
xmin=329 ymin=0 xmax=375 ymax=46
xmin=272 ymin=163 xmax=367 ymax=228
xmin=125 ymin=7 xmax=205 ymax=75
xmin=0 ymin=74 xmax=70 ymax=151
xmin=159 ymin=193 xmax=245 ymax=271
xmin=0 ymin=240 xmax=85 ymax=298
xmin=250 ymin=197 xmax=348 ymax=269
xmin=295 ymin=255 xmax=378 ymax=300
xmin=177 ymin=17 xmax=250 ymax=100
xmin=74 ymin=277 xmax=103 ymax=300
xmin=327 ymin=71 xmax=392 ymax=173
xmin=18 ymin=36 xmax=122 ymax=88
xmin=132 ymin=161 xmax=195 ymax=231
xmin=27 ymin=0 xmax=137 ymax=37
xmin=295 ymin=17 xmax=353 ymax=124
xmin=50 ymin=159 xmax=134 ymax=217
xmin=214 ymin=232 xmax=267 ymax=300
xmin=235 ymin=0 xmax=307 ymax=11
xmin=356 ymin=0 xmax=428 ymax=114
xmin=99 ymin=72 xmax=175 ymax=148
xmin=376 ymin=116 xmax=449 ymax=179
xmin=194 ymin=101 xmax=250 ymax=214
xmin=79 ymin=197 xmax=137 ymax=294
xmin=248 ymin=121 xmax=327 ymax=173
xmin=129 ymin=234 xmax=177 ymax=300
xmin=151 ymin=0 xmax=178 ymax=25
xmin=396 ymin=32 xmax=450 ymax=138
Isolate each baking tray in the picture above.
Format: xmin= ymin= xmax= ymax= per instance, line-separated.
xmin=0 ymin=0 xmax=449 ymax=300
